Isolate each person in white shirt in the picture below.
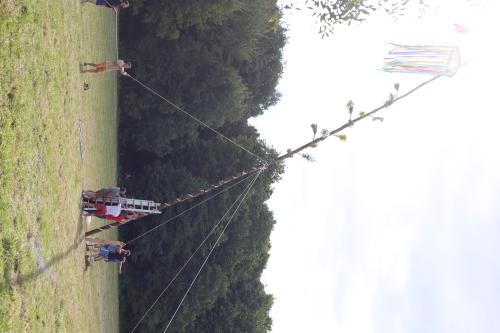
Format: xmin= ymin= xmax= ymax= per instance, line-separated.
xmin=84 ymin=203 xmax=122 ymax=217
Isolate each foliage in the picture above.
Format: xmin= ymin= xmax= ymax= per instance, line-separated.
xmin=129 ymin=0 xmax=246 ymax=39
xmin=117 ymin=0 xmax=286 ymax=331
xmin=284 ymin=0 xmax=428 ymax=37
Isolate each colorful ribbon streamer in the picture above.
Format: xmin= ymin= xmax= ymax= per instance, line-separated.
xmin=383 ymin=43 xmax=461 ymax=76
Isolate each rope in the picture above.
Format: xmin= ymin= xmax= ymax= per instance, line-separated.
xmin=125 ymin=172 xmax=257 ymax=244
xmin=128 ymin=171 xmax=262 ymax=333
xmin=122 ymin=73 xmax=268 ymax=164
xmin=162 ymin=171 xmax=262 ymax=333
xmin=102 ymin=0 xmax=119 ymax=59
xmin=114 ymin=12 xmax=119 ymax=59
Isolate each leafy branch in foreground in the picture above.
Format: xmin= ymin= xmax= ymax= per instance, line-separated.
xmin=283 ymin=0 xmax=428 ymax=38
xmin=292 ymin=82 xmax=399 ymax=161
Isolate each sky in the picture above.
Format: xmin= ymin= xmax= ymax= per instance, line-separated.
xmin=250 ymin=1 xmax=500 ymax=332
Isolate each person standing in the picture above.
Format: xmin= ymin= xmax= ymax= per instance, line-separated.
xmin=85 ymin=238 xmax=130 ymax=273
xmin=82 ymin=60 xmax=131 ymax=74
xmin=82 ymin=0 xmax=130 ymax=13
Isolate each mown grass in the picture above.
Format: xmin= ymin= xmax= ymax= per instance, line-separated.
xmin=1 ymin=0 xmax=121 ymax=331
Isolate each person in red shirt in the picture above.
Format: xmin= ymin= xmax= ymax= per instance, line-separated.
xmin=84 ymin=202 xmax=122 ymax=217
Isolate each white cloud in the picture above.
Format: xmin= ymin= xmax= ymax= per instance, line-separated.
xmin=255 ymin=1 xmax=500 ymax=332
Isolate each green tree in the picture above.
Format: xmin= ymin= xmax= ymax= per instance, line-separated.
xmin=117 ymin=1 xmax=286 ymax=331
xmin=128 ymin=0 xmax=246 ymax=39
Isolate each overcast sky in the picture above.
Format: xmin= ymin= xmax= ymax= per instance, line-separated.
xmin=250 ymin=1 xmax=500 ymax=332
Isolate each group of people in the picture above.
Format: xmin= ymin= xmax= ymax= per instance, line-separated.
xmin=82 ymin=186 xmax=147 ymax=271
xmin=85 ymin=237 xmax=131 ymax=273
xmin=79 ymin=2 xmax=134 ymax=271
xmin=80 ymin=1 xmax=135 ymax=271
xmin=82 ymin=187 xmax=145 ymax=223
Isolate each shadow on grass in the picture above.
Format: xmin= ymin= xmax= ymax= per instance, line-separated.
xmin=1 ymin=216 xmax=86 ymax=289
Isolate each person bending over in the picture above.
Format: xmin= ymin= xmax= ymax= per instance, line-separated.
xmin=83 ymin=187 xmax=126 ymax=199
xmin=84 ymin=202 xmax=122 ymax=217
xmin=95 ymin=211 xmax=145 ymax=223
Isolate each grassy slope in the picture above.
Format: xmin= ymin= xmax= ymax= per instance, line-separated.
xmin=0 ymin=1 xmax=120 ymax=331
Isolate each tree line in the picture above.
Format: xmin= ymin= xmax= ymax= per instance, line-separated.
xmin=115 ymin=0 xmax=422 ymax=330
xmin=117 ymin=0 xmax=286 ymax=331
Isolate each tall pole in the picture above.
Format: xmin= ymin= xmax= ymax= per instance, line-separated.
xmin=84 ymin=165 xmax=266 ymax=237
xmin=85 ymin=72 xmax=445 ymax=237
xmin=157 ymin=165 xmax=267 ymax=209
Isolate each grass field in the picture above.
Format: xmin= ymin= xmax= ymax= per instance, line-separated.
xmin=1 ymin=1 xmax=121 ymax=331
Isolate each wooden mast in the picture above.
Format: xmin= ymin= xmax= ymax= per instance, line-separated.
xmin=84 ymin=72 xmax=445 ymax=237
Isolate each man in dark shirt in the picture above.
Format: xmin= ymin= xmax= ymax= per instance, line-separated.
xmin=86 ymin=238 xmax=131 ymax=273
xmin=106 ymin=250 xmax=131 ymax=273
xmin=83 ymin=0 xmax=130 ymax=13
